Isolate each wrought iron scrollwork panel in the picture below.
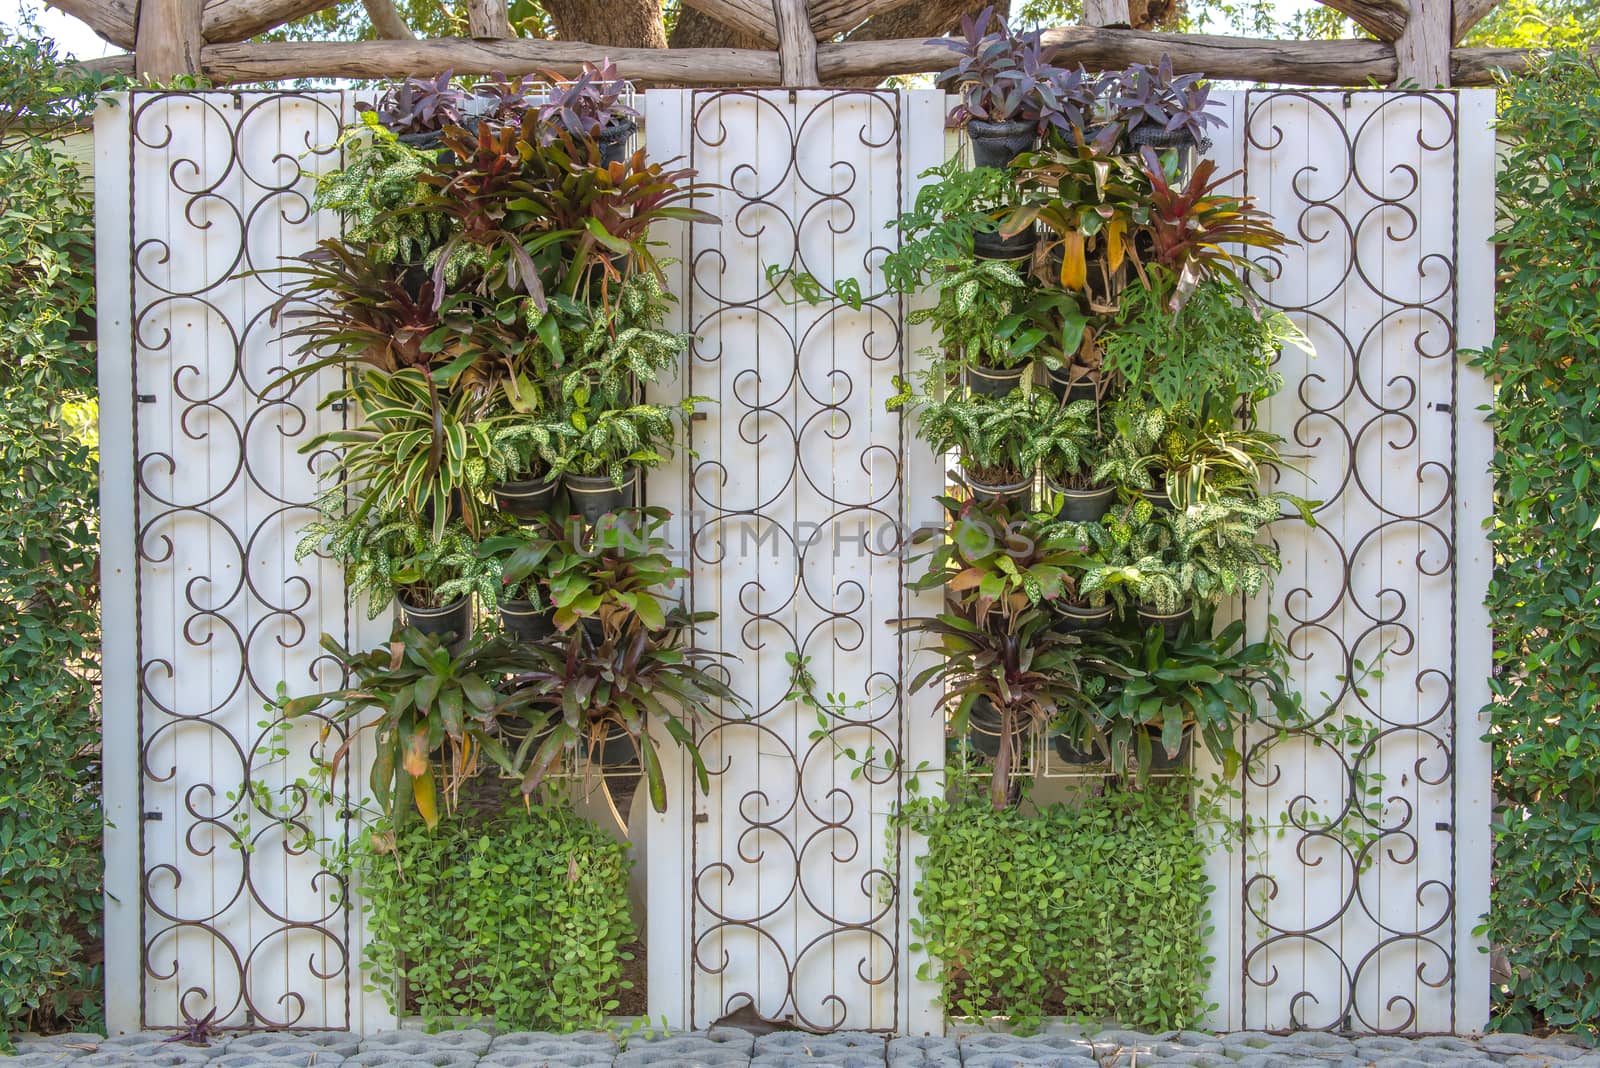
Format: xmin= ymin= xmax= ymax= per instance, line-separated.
xmin=1241 ymin=90 xmax=1460 ymax=1034
xmin=686 ymin=90 xmax=907 ymax=1033
xmin=129 ymin=91 xmax=353 ymax=1031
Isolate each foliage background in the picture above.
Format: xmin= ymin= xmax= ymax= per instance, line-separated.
xmin=0 ymin=25 xmax=114 ymax=1038
xmin=907 ymin=785 xmax=1211 ymax=1032
xmin=1474 ymin=51 xmax=1600 ymax=1040
xmin=352 ymin=804 xmax=635 ymax=1031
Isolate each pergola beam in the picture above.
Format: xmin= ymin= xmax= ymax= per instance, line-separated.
xmin=68 ymin=31 xmax=1546 ymax=89
xmin=194 ymin=38 xmax=784 ymax=84
xmin=772 ymin=0 xmax=818 ymax=84
xmin=1315 ymin=0 xmax=1408 ymax=41
xmin=808 ymin=0 xmax=919 ymax=40
xmin=45 ymin=0 xmax=135 ymax=49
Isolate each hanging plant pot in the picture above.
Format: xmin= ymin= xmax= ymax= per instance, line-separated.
xmin=1127 ymin=125 xmax=1203 ymax=180
xmin=1137 ymin=603 xmax=1193 ymax=641
xmin=962 ymin=696 xmax=1004 ymax=758
xmin=967 ymin=472 xmax=1031 ymax=507
xmin=499 ymin=599 xmax=555 ymax=643
xmin=401 ymin=595 xmax=474 ymax=646
xmin=965 ymin=362 xmax=1029 ymax=398
xmin=1055 ymin=600 xmax=1114 ymax=634
xmin=1046 ymin=366 xmax=1104 ymax=405
xmin=1047 ymin=477 xmax=1116 ymax=523
xmin=1140 ymin=725 xmax=1193 ymax=772
xmin=973 ymin=226 xmax=1037 ymax=262
xmin=584 ymin=720 xmax=639 ymax=768
xmin=596 ymin=117 xmax=639 ymax=166
xmin=1053 ymin=732 xmax=1109 ymax=766
xmin=967 ymin=119 xmax=1039 ymax=168
xmin=1144 ymin=482 xmax=1174 ymax=510
xmin=493 ymin=473 xmax=559 ymax=520
xmin=397 ymin=129 xmax=447 ymax=151
xmin=565 ymin=469 xmax=638 ymax=525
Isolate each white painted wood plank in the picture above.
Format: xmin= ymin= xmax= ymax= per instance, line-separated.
xmin=1452 ymin=87 xmax=1496 ymax=1037
xmin=96 ymin=90 xmax=142 ymax=1039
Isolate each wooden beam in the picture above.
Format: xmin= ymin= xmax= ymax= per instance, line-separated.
xmin=772 ymin=0 xmax=818 ymax=84
xmin=467 ymin=0 xmax=512 ymax=38
xmin=680 ymin=0 xmax=780 ymax=45
xmin=194 ymin=38 xmax=784 ymax=85
xmin=1453 ymin=0 xmax=1500 ymax=42
xmin=1314 ymin=0 xmax=1407 ymax=41
xmin=1393 ymin=0 xmax=1451 ymax=84
xmin=44 ymin=0 xmax=135 ymax=49
xmin=818 ymin=29 xmax=1400 ymax=86
xmin=201 ymin=0 xmax=340 ymax=43
xmin=136 ymin=0 xmax=203 ymax=77
xmin=808 ymin=0 xmax=917 ymax=40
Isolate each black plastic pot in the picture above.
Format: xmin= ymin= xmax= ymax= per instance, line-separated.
xmin=962 ymin=696 xmax=1004 ymax=757
xmin=1141 ymin=725 xmax=1193 ymax=772
xmin=597 ymin=117 xmax=638 ymax=166
xmin=565 ymin=469 xmax=638 ymax=525
xmin=401 ymin=595 xmax=474 ymax=646
xmin=584 ymin=720 xmax=639 ymax=768
xmin=397 ymin=129 xmax=447 ymax=151
xmin=1055 ymin=600 xmax=1114 ymax=634
xmin=973 ymin=226 xmax=1037 ymax=262
xmin=968 ymin=119 xmax=1039 ymax=169
xmin=1127 ymin=125 xmax=1203 ymax=180
xmin=1145 ymin=486 xmax=1174 ymax=511
xmin=1046 ymin=366 xmax=1104 ymax=405
xmin=1048 ymin=479 xmax=1117 ymax=523
xmin=967 ymin=473 xmax=1032 ymax=507
xmin=1137 ymin=603 xmax=1193 ymax=641
xmin=499 ymin=599 xmax=555 ymax=643
xmin=1053 ymin=732 xmax=1109 ymax=766
xmin=493 ymin=474 xmax=559 ymax=520
xmin=965 ymin=362 xmax=1029 ymax=398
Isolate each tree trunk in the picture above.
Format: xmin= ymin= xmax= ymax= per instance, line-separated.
xmin=542 ymin=0 xmax=669 ymax=48
xmin=669 ymin=4 xmax=769 ymax=49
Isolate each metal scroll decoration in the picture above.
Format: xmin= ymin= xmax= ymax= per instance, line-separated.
xmin=1240 ymin=91 xmax=1460 ymax=1034
xmin=684 ymin=90 xmax=907 ymax=1033
xmin=129 ymin=91 xmax=353 ymax=1030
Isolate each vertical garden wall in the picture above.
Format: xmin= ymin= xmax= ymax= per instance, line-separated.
xmin=95 ymin=82 xmax=1495 ymax=1038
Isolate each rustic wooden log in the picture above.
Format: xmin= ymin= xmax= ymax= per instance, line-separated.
xmin=682 ymin=0 xmax=780 ymax=44
xmin=68 ymin=29 xmax=1539 ymax=89
xmin=44 ymin=0 xmax=135 ymax=49
xmin=772 ymin=0 xmax=819 ymax=84
xmin=817 ymin=29 xmax=1400 ymax=85
xmin=201 ymin=0 xmax=340 ymax=44
xmin=1314 ymin=0 xmax=1408 ymax=41
xmin=194 ymin=38 xmax=784 ymax=85
xmin=467 ymin=0 xmax=512 ymax=38
xmin=135 ymin=0 xmax=203 ymax=77
xmin=1393 ymin=0 xmax=1451 ymax=84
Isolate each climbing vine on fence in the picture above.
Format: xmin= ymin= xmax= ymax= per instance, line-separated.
xmin=0 ymin=24 xmax=121 ymax=1039
xmin=1474 ymin=51 xmax=1600 ymax=1039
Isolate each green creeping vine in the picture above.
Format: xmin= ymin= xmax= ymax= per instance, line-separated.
xmin=351 ymin=804 xmax=634 ymax=1031
xmin=1473 ymin=52 xmax=1600 ymax=1040
xmin=904 ymin=781 xmax=1213 ymax=1034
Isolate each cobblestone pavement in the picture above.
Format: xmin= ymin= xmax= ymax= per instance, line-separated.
xmin=5 ymin=1027 xmax=1596 ymax=1068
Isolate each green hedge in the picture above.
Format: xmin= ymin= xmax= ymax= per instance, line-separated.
xmin=0 ymin=28 xmax=106 ymax=1037
xmin=352 ymin=804 xmax=634 ymax=1030
xmin=906 ymin=786 xmax=1211 ymax=1032
xmin=1475 ymin=52 xmax=1600 ymax=1039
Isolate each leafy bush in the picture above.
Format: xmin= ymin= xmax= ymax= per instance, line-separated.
xmin=351 ymin=803 xmax=634 ymax=1030
xmin=0 ymin=23 xmax=115 ymax=1037
xmin=1475 ymin=52 xmax=1600 ymax=1040
xmin=905 ymin=784 xmax=1211 ymax=1031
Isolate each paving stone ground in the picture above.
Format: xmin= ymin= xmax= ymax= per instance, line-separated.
xmin=5 ymin=1028 xmax=1595 ymax=1068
